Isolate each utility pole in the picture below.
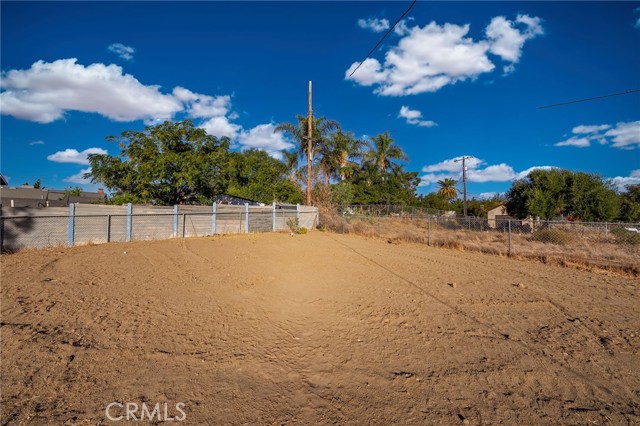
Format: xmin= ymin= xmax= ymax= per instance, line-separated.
xmin=454 ymin=156 xmax=472 ymax=217
xmin=306 ymin=81 xmax=313 ymax=205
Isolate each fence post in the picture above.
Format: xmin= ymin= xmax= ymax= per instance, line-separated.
xmin=508 ymin=219 xmax=512 ymax=257
xmin=173 ymin=205 xmax=179 ymax=238
xmin=68 ymin=203 xmax=76 ymax=247
xmin=428 ymin=216 xmax=431 ymax=246
xmin=272 ymin=202 xmax=276 ymax=232
xmin=126 ymin=203 xmax=133 ymax=242
xmin=468 ymin=217 xmax=471 ymax=231
xmin=107 ymin=215 xmax=112 ymax=243
xmin=182 ymin=213 xmax=186 ymax=238
xmin=212 ymin=202 xmax=217 ymax=235
xmin=245 ymin=203 xmax=249 ymax=234
xmin=377 ymin=210 xmax=381 ymax=236
xmin=296 ymin=203 xmax=300 ymax=221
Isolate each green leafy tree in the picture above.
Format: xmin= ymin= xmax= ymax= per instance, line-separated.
xmin=506 ymin=169 xmax=569 ymax=220
xmin=33 ymin=179 xmax=43 ymax=189
xmin=618 ymin=184 xmax=640 ymax=222
xmin=87 ymin=120 xmax=231 ymax=205
xmin=437 ymin=178 xmax=459 ymax=201
xmin=349 ymin=162 xmax=419 ymax=205
xmin=566 ymin=172 xmax=619 ymax=222
xmin=228 ymin=149 xmax=303 ymax=204
xmin=414 ymin=192 xmax=454 ymax=211
xmin=506 ymin=169 xmax=619 ymax=221
xmin=64 ymin=186 xmax=83 ymax=197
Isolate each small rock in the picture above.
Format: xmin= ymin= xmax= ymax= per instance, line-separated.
xmin=123 ymin=251 xmax=128 ymax=254
xmin=448 ymin=282 xmax=456 ymax=288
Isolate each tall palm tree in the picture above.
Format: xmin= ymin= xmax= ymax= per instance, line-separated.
xmin=318 ymin=131 xmax=365 ymax=183
xmin=364 ymin=132 xmax=408 ymax=173
xmin=275 ymin=115 xmax=339 ymax=198
xmin=281 ymin=150 xmax=299 ymax=182
xmin=437 ymin=178 xmax=459 ymax=201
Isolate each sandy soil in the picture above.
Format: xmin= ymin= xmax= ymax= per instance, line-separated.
xmin=1 ymin=232 xmax=639 ymax=425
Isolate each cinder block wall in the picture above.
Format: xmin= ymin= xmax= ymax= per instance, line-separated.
xmin=1 ymin=203 xmax=318 ymax=251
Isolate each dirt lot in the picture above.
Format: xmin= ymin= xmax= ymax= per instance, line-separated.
xmin=1 ymin=232 xmax=639 ymax=425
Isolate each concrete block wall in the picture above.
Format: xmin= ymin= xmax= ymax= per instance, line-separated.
xmin=1 ymin=203 xmax=319 ymax=251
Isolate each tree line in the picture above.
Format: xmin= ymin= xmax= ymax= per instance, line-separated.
xmin=85 ymin=119 xmax=640 ymax=223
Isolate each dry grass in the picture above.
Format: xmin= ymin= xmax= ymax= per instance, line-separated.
xmin=323 ymin=215 xmax=639 ymax=278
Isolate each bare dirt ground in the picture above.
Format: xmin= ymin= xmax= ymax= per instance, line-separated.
xmin=1 ymin=232 xmax=639 ymax=425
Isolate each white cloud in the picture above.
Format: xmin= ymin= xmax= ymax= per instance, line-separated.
xmin=477 ymin=192 xmax=499 ymax=200
xmin=604 ymin=121 xmax=640 ymax=149
xmin=346 ymin=14 xmax=543 ymax=96
xmin=63 ymin=168 xmax=92 ymax=184
xmin=108 ymin=43 xmax=135 ymax=61
xmin=418 ymin=172 xmax=459 ymax=187
xmin=554 ymin=137 xmax=591 ymax=148
xmin=398 ymin=106 xmax=437 ymax=127
xmin=394 ymin=19 xmax=412 ymax=36
xmin=609 ymin=170 xmax=640 ymax=191
xmin=572 ymin=124 xmax=610 ymax=134
xmin=421 ymin=156 xmax=483 ymax=173
xmin=345 ymin=58 xmax=388 ymax=86
xmin=358 ymin=18 xmax=390 ymax=33
xmin=237 ymin=123 xmax=294 ymax=157
xmin=1 ymin=58 xmax=296 ymax=158
xmin=514 ymin=166 xmax=557 ymax=180
xmin=555 ymin=121 xmax=640 ymax=149
xmin=172 ymin=87 xmax=231 ymax=118
xmin=420 ymin=156 xmax=557 ymax=187
xmin=47 ymin=147 xmax=108 ymax=165
xmin=0 ymin=59 xmax=183 ymax=123
xmin=199 ymin=116 xmax=242 ymax=139
xmin=467 ymin=163 xmax=515 ymax=182
xmin=29 ymin=140 xmax=45 ymax=146
xmin=486 ymin=15 xmax=543 ymax=72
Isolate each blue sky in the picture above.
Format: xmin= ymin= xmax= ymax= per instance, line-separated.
xmin=1 ymin=1 xmax=639 ymax=199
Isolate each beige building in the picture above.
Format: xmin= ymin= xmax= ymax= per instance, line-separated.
xmin=487 ymin=204 xmax=536 ymax=231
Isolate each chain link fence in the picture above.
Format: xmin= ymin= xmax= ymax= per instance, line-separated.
xmin=0 ymin=203 xmax=318 ymax=252
xmin=333 ymin=211 xmax=640 ymax=274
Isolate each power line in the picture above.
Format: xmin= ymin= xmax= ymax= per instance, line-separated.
xmin=348 ymin=0 xmax=418 ymax=78
xmin=538 ymin=89 xmax=640 ymax=109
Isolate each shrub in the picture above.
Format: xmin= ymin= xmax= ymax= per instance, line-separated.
xmin=296 ymin=227 xmax=308 ymax=235
xmin=529 ymin=228 xmax=575 ymax=245
xmin=611 ymin=227 xmax=640 ymax=246
xmin=286 ymin=217 xmax=300 ymax=233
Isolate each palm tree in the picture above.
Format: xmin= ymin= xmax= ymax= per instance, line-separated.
xmin=318 ymin=131 xmax=365 ymax=183
xmin=437 ymin=178 xmax=459 ymax=201
xmin=364 ymin=132 xmax=408 ymax=173
xmin=275 ymin=115 xmax=339 ymax=200
xmin=281 ymin=150 xmax=299 ymax=182
xmin=334 ymin=131 xmax=365 ymax=181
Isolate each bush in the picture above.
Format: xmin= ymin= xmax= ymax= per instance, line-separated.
xmin=286 ymin=217 xmax=300 ymax=233
xmin=529 ymin=228 xmax=575 ymax=245
xmin=296 ymin=227 xmax=308 ymax=235
xmin=611 ymin=227 xmax=640 ymax=246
